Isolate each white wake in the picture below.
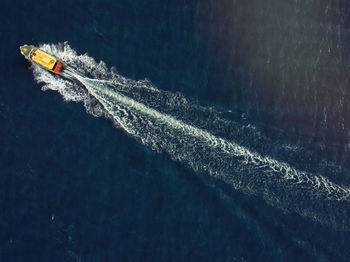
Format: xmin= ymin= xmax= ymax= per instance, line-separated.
xmin=30 ymin=42 xmax=350 ymax=230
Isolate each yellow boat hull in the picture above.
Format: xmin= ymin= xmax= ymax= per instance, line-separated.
xmin=19 ymin=45 xmax=65 ymax=74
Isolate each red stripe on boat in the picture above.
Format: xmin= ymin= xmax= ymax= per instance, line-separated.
xmin=53 ymin=60 xmax=64 ymax=74
xmin=29 ymin=49 xmax=37 ymax=56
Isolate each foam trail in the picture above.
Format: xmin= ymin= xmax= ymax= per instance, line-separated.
xmin=31 ymin=43 xmax=350 ymax=230
xmin=78 ymin=75 xmax=350 ymax=197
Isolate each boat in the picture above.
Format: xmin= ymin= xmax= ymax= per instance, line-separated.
xmin=19 ymin=45 xmax=65 ymax=75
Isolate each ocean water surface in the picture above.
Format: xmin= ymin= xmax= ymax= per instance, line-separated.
xmin=1 ymin=0 xmax=350 ymax=261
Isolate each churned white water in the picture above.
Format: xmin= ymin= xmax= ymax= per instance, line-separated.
xmin=31 ymin=42 xmax=350 ymax=230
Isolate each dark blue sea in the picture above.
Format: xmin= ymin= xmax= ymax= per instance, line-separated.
xmin=1 ymin=0 xmax=350 ymax=261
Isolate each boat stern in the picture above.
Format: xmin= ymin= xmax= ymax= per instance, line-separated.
xmin=53 ymin=60 xmax=65 ymax=74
